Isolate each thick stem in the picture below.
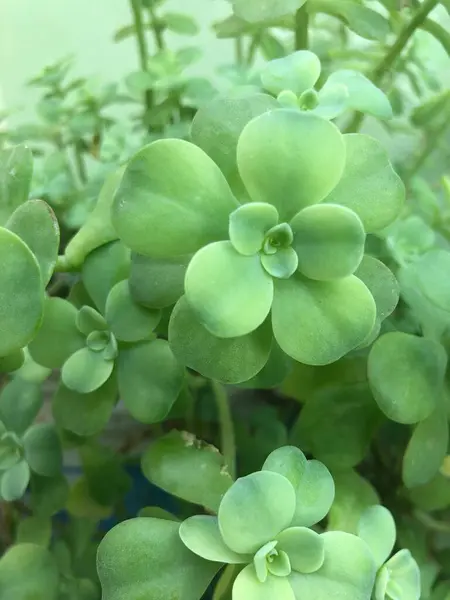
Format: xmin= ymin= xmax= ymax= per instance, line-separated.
xmin=294 ymin=4 xmax=309 ymax=50
xmin=247 ymin=34 xmax=261 ymax=65
xmin=129 ymin=0 xmax=153 ymax=116
xmin=346 ymin=0 xmax=439 ymax=132
xmin=148 ymin=3 xmax=164 ymax=50
xmin=212 ymin=382 xmax=236 ymax=480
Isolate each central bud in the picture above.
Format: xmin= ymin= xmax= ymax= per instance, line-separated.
xmin=253 ymin=540 xmax=292 ymax=583
xmin=262 ymin=223 xmax=294 ymax=255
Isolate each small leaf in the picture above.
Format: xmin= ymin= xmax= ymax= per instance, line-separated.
xmin=6 ymin=200 xmax=60 ymax=285
xmin=310 ymin=0 xmax=389 ymax=41
xmin=16 ymin=516 xmax=52 ymax=547
xmin=261 ymin=247 xmax=298 ymax=279
xmin=169 ymin=297 xmax=272 ymax=384
xmin=313 ymin=83 xmax=349 ymax=119
xmin=23 ymin=423 xmax=62 ymax=477
xmin=368 ymin=332 xmax=447 ymax=424
xmin=142 ymin=430 xmax=233 ymax=512
xmin=185 ymin=241 xmax=273 ymax=338
xmin=415 ymin=250 xmax=450 ymax=312
xmin=180 ymin=515 xmax=248 ymax=563
xmin=0 ymin=460 xmax=30 ymax=501
xmin=355 ymin=256 xmax=399 ymax=323
xmin=0 ymin=544 xmax=59 ymax=600
xmin=97 ymin=518 xmax=221 ymax=600
xmin=30 ymin=473 xmax=69 ymax=517
xmin=358 ymin=505 xmax=396 ymax=569
xmin=229 ymin=202 xmax=279 ymax=256
xmin=232 ymin=0 xmax=306 ymax=23
xmin=62 ymin=347 xmax=114 ymax=394
xmin=277 ymin=527 xmax=325 ymax=573
xmin=163 ymin=12 xmax=199 ymax=35
xmin=0 ymin=144 xmax=33 ymax=225
xmin=233 ymin=564 xmax=295 ymax=600
xmin=118 ymin=339 xmax=184 ymax=424
xmin=218 ymin=471 xmax=296 ymax=554
xmin=376 ymin=549 xmax=421 ymax=600
xmin=260 ymin=51 xmax=321 ymax=96
xmin=76 ymin=305 xmax=108 ymax=335
xmin=0 ymin=377 xmax=42 ymax=434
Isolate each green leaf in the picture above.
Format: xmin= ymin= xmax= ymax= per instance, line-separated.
xmin=142 ymin=430 xmax=233 ymax=512
xmin=190 ymin=93 xmax=278 ymax=194
xmin=272 ymin=273 xmax=375 ymax=365
xmin=313 ymin=83 xmax=349 ymax=119
xmin=420 ymin=19 xmax=450 ymax=56
xmin=97 ymin=518 xmax=221 ymax=600
xmin=118 ymin=339 xmax=184 ymax=424
xmin=0 ymin=429 xmax=21 ymax=470
xmin=218 ymin=471 xmax=296 ymax=554
xmin=169 ymin=297 xmax=272 ymax=384
xmin=81 ymin=442 xmax=131 ymax=507
xmin=62 ymin=347 xmax=114 ymax=394
xmin=310 ymin=0 xmax=389 ymax=41
xmin=239 ymin=341 xmax=292 ymax=389
xmin=289 ymin=531 xmax=377 ymax=600
xmin=322 ymin=70 xmax=392 ymax=119
xmin=30 ymin=473 xmax=69 ymax=517
xmin=81 ymin=240 xmax=130 ymax=313
xmin=16 ymin=516 xmax=52 ymax=547
xmin=23 ymin=423 xmax=62 ymax=477
xmin=358 ymin=505 xmax=396 ymax=569
xmin=376 ymin=550 xmax=421 ymax=600
xmin=237 ymin=109 xmax=345 ymax=221
xmin=409 ymin=473 xmax=450 ymax=511
xmin=233 ymin=564 xmax=295 ymax=600
xmin=129 ymin=252 xmax=191 ymax=309
xmin=6 ymin=200 xmax=59 ymax=286
xmin=229 ymin=203 xmax=279 ymax=256
xmin=112 ymin=139 xmax=238 ymax=258
xmin=0 ymin=544 xmax=59 ymax=600
xmin=0 ymin=349 xmax=25 ymax=373
xmin=0 ymin=460 xmax=30 ymax=500
xmin=260 ymin=51 xmax=321 ymax=96
xmin=105 ymin=280 xmax=160 ymax=342
xmin=291 ymin=204 xmax=365 ymax=280
xmin=329 ymin=469 xmax=379 ymax=534
xmin=180 ymin=515 xmax=248 ymax=563
xmin=261 ymin=247 xmax=298 ymax=279
xmin=53 ymin=376 xmax=117 ymax=437
xmin=324 ymin=134 xmax=404 ymax=233
xmin=415 ymin=250 xmax=450 ymax=312
xmin=0 ymin=227 xmax=44 ymax=356
xmin=232 ymin=0 xmax=306 ymax=23
xmin=28 ymin=297 xmax=84 ymax=368
xmin=403 ymin=407 xmax=449 ymax=488
xmin=354 ymin=256 xmax=399 ymax=324
xmin=163 ymin=12 xmax=199 ymax=35
xmin=185 ymin=241 xmax=273 ymax=338
xmin=76 ymin=305 xmax=108 ymax=335
xmin=0 ymin=144 xmax=33 ymax=225
xmin=368 ymin=332 xmax=447 ymax=424
xmin=0 ymin=377 xmax=42 ymax=434
xmin=67 ymin=477 xmax=112 ymax=519
xmin=259 ymin=32 xmax=286 ymax=60
xmin=277 ymin=527 xmax=325 ymax=573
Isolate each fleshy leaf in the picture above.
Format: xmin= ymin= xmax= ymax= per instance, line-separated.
xmin=262 ymin=446 xmax=307 ymax=488
xmin=415 ymin=249 xmax=450 ymax=312
xmin=190 ymin=93 xmax=278 ymax=194
xmin=23 ymin=423 xmax=62 ymax=477
xmin=375 ymin=550 xmax=421 ymax=600
xmin=0 ymin=227 xmax=43 ymax=356
xmin=293 ymin=460 xmax=335 ymax=527
xmin=403 ymin=406 xmax=449 ymax=488
xmin=105 ymin=280 xmax=161 ymax=342
xmin=261 ymin=247 xmax=298 ymax=279
xmin=291 ymin=204 xmax=365 ymax=280
xmin=329 ymin=469 xmax=379 ymax=534
xmin=277 ymin=527 xmax=325 ymax=574
xmin=229 ymin=202 xmax=278 ymax=256
xmin=0 ymin=460 xmax=30 ymax=501
xmin=358 ymin=505 xmax=396 ymax=569
xmin=272 ymin=273 xmax=376 ymax=365
xmin=185 ymin=241 xmax=273 ymax=338
xmin=16 ymin=516 xmax=51 ymax=547
xmin=260 ymin=51 xmax=321 ymax=96
xmin=6 ymin=200 xmax=59 ymax=286
xmin=112 ymin=139 xmax=238 ymax=257
xmin=289 ymin=531 xmax=377 ymax=600
xmin=169 ymin=296 xmax=272 ymax=384
xmin=233 ymin=564 xmax=295 ymax=600
xmin=118 ymin=339 xmax=184 ymax=423
xmin=76 ymin=305 xmax=107 ymax=336
xmin=324 ymin=134 xmax=404 ymax=233
xmin=97 ymin=518 xmax=221 ymax=600
xmin=0 ymin=144 xmax=33 ymax=225
xmin=62 ymin=347 xmax=114 ymax=394
xmin=368 ymin=332 xmax=446 ymax=424
xmin=355 ymin=256 xmax=399 ymax=323
xmin=218 ymin=471 xmax=296 ymax=554
xmin=129 ymin=253 xmax=190 ymax=309
xmin=0 ymin=377 xmax=42 ymax=434
xmin=237 ymin=109 xmax=345 ymax=221
xmin=142 ymin=431 xmax=232 ymax=512
xmin=28 ymin=297 xmax=84 ymax=368
xmin=313 ymin=83 xmax=349 ymax=119
xmin=180 ymin=516 xmax=248 ymax=563
xmin=30 ymin=473 xmax=69 ymax=517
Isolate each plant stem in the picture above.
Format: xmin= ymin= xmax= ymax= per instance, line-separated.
xmin=294 ymin=4 xmax=309 ymax=50
xmin=74 ymin=141 xmax=87 ymax=185
xmin=247 ymin=34 xmax=261 ymax=65
xmin=129 ymin=0 xmax=153 ymax=117
xmin=346 ymin=0 xmax=439 ymax=132
xmin=212 ymin=381 xmax=236 ymax=480
xmin=148 ymin=3 xmax=164 ymax=51
xmin=235 ymin=37 xmax=244 ymax=65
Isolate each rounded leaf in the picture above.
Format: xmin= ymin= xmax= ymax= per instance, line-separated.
xmin=277 ymin=527 xmax=325 ymax=574
xmin=185 ymin=241 xmax=273 ymax=338
xmin=0 ymin=227 xmax=43 ymax=356
xmin=291 ymin=204 xmax=365 ymax=280
xmin=180 ymin=516 xmax=248 ymax=563
xmin=237 ymin=110 xmax=345 ymax=221
xmin=415 ymin=249 xmax=450 ymax=312
xmin=0 ymin=460 xmax=30 ymax=501
xmin=358 ymin=505 xmax=396 ymax=569
xmin=112 ymin=139 xmax=238 ymax=257
xmin=232 ymin=564 xmax=295 ymax=600
xmin=261 ymin=247 xmax=298 ymax=279
xmin=261 ymin=51 xmax=321 ymax=96
xmin=272 ymin=274 xmax=376 ymax=365
xmin=355 ymin=256 xmax=399 ymax=323
xmin=0 ymin=377 xmax=42 ymax=435
xmin=23 ymin=423 xmax=62 ymax=477
xmin=105 ymin=280 xmax=161 ymax=342
xmin=229 ymin=202 xmax=278 ymax=256
xmin=169 ymin=296 xmax=272 ymax=384
xmin=232 ymin=0 xmax=306 ymax=23
xmin=76 ymin=305 xmax=107 ymax=335
xmin=118 ymin=339 xmax=184 ymax=424
xmin=218 ymin=471 xmax=296 ymax=554
xmin=325 ymin=134 xmax=404 ymax=233
xmin=376 ymin=549 xmax=421 ymax=600
xmin=368 ymin=332 xmax=446 ymax=424
xmin=62 ymin=347 xmax=114 ymax=394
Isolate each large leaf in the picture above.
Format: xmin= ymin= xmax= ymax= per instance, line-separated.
xmin=23 ymin=423 xmax=62 ymax=477
xmin=233 ymin=564 xmax=295 ymax=600
xmin=260 ymin=51 xmax=321 ymax=96
xmin=142 ymin=430 xmax=233 ymax=512
xmin=358 ymin=505 xmax=396 ymax=569
xmin=112 ymin=139 xmax=238 ymax=257
xmin=0 ymin=144 xmax=33 ymax=225
xmin=368 ymin=332 xmax=447 ymax=424
xmin=97 ymin=518 xmax=221 ymax=600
